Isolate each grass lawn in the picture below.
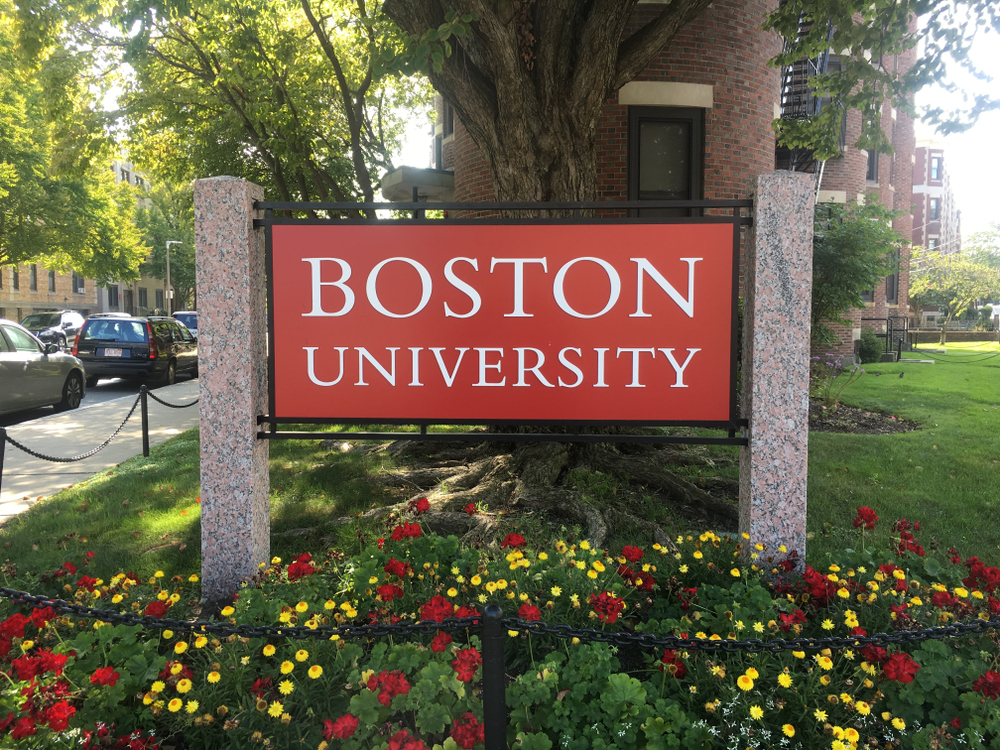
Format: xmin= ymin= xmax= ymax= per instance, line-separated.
xmin=2 ymin=341 xmax=998 ymax=582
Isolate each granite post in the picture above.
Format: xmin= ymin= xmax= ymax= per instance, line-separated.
xmin=194 ymin=177 xmax=269 ymax=603
xmin=740 ymin=171 xmax=814 ymax=565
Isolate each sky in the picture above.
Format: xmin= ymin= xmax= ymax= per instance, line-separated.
xmin=394 ymin=24 xmax=1000 ymax=242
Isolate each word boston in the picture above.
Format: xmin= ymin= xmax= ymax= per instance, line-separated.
xmin=269 ymin=222 xmax=738 ymax=425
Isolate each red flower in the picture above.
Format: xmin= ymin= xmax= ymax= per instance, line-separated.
xmin=286 ymin=553 xmax=316 ymax=582
xmin=451 ymin=647 xmax=482 ymax=682
xmin=518 ymin=603 xmax=542 ymax=622
xmin=622 ymin=545 xmax=644 ymax=562
xmin=251 ymin=676 xmax=273 ymax=698
xmin=45 ymin=700 xmax=75 ymax=732
xmin=675 ymin=587 xmax=698 ymax=612
xmin=972 ymin=670 xmax=1000 ymax=700
xmin=430 ymin=632 xmax=453 ymax=653
xmin=387 ymin=729 xmax=429 ymax=750
xmin=377 ymin=584 xmax=405 ymax=602
xmin=90 ymin=666 xmax=120 ymax=687
xmin=451 ymin=712 xmax=485 ymax=749
xmin=385 ymin=557 xmax=412 ymax=579
xmin=500 ymin=533 xmax=525 ymax=549
xmin=463 ymin=503 xmax=476 ymax=516
xmin=143 ymin=600 xmax=170 ymax=619
xmin=324 ymin=714 xmax=359 ymax=740
xmin=377 ymin=537 xmax=386 ymax=550
xmin=62 ymin=562 xmax=77 ymax=575
xmin=10 ymin=716 xmax=36 ymax=740
xmin=852 ymin=506 xmax=878 ymax=531
xmin=588 ymin=591 xmax=625 ymax=624
xmin=420 ymin=596 xmax=456 ymax=623
xmin=454 ymin=605 xmax=480 ymax=621
xmin=778 ymin=609 xmax=807 ymax=633
xmin=950 ymin=717 xmax=962 ymax=729
xmin=28 ymin=607 xmax=56 ymax=630
xmin=390 ymin=523 xmax=423 ymax=541
xmin=659 ymin=650 xmax=687 ymax=679
xmin=367 ymin=670 xmax=411 ymax=706
xmin=882 ymin=652 xmax=920 ymax=683
xmin=409 ymin=498 xmax=430 ymax=514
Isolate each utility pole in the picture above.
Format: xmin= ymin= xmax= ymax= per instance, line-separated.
xmin=166 ymin=241 xmax=182 ymax=315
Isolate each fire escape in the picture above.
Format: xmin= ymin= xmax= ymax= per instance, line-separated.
xmin=775 ymin=14 xmax=836 ymax=174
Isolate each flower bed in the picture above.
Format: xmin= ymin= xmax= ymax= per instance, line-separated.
xmin=0 ymin=507 xmax=998 ymax=749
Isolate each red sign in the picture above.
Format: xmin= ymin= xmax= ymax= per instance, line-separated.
xmin=270 ymin=222 xmax=735 ymax=423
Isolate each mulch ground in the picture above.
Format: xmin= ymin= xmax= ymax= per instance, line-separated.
xmin=808 ymin=398 xmax=920 ymax=435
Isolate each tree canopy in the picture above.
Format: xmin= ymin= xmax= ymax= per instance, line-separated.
xmin=0 ymin=2 xmax=147 ymax=281
xmin=909 ymin=249 xmax=1000 ymax=343
xmin=134 ymin=181 xmax=196 ymax=310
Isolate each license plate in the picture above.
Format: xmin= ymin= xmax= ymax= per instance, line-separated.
xmin=103 ymin=348 xmax=123 ymax=357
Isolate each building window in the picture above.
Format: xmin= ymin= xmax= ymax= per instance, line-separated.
xmin=928 ymin=237 xmax=939 ymax=251
xmin=155 ymin=289 xmax=164 ymax=310
xmin=930 ymin=156 xmax=941 ymax=180
xmin=885 ymin=250 xmax=899 ymax=305
xmin=442 ymin=101 xmax=454 ymax=137
xmin=72 ymin=271 xmax=85 ymax=294
xmin=929 ymin=198 xmax=940 ymax=221
xmin=12 ymin=268 xmax=18 ymax=290
xmin=48 ymin=270 xmax=55 ymax=292
xmin=135 ymin=176 xmax=144 ymax=189
xmin=138 ymin=287 xmax=148 ymax=309
xmin=108 ymin=285 xmax=119 ymax=308
xmin=29 ymin=264 xmax=37 ymax=291
xmin=866 ymin=149 xmax=878 ymax=182
xmin=628 ymin=106 xmax=705 ymax=217
xmin=120 ymin=169 xmax=130 ymax=184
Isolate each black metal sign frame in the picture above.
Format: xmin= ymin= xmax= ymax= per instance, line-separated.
xmin=253 ymin=199 xmax=750 ymax=446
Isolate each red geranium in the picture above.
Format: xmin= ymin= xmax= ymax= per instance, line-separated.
xmin=622 ymin=545 xmax=644 ymax=562
xmin=588 ymin=591 xmax=625 ymax=624
xmin=454 ymin=605 xmax=480 ymax=621
xmin=659 ymin=650 xmax=687 ymax=679
xmin=500 ymin=534 xmax=526 ymax=549
xmin=28 ymin=607 xmax=56 ymax=630
xmin=518 ymin=603 xmax=542 ymax=622
xmin=451 ymin=712 xmax=485 ymax=749
xmin=852 ymin=506 xmax=879 ymax=531
xmin=390 ymin=523 xmax=423 ymax=541
xmin=972 ymin=670 xmax=1000 ymax=700
xmin=421 ymin=596 xmax=456 ymax=623
xmin=377 ymin=584 xmax=405 ymax=602
xmin=143 ymin=600 xmax=170 ymax=619
xmin=430 ymin=632 xmax=453 ymax=653
xmin=10 ymin=716 xmax=36 ymax=740
xmin=324 ymin=714 xmax=359 ymax=740
xmin=675 ymin=587 xmax=698 ymax=612
xmin=409 ymin=498 xmax=431 ymax=514
xmin=451 ymin=647 xmax=482 ymax=682
xmin=463 ymin=503 xmax=476 ymax=516
xmin=90 ymin=666 xmax=120 ymax=687
xmin=385 ymin=557 xmax=412 ymax=579
xmin=286 ymin=553 xmax=316 ymax=582
xmin=251 ymin=676 xmax=273 ymax=698
xmin=882 ymin=652 xmax=920 ymax=683
xmin=45 ymin=701 xmax=75 ymax=732
xmin=367 ymin=670 xmax=411 ymax=706
xmin=388 ymin=729 xmax=429 ymax=750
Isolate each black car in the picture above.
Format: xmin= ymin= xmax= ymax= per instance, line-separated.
xmin=72 ymin=315 xmax=198 ymax=387
xmin=20 ymin=310 xmax=86 ymax=351
xmin=172 ymin=311 xmax=198 ymax=339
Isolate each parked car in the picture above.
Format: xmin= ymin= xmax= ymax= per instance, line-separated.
xmin=72 ymin=315 xmax=198 ymax=387
xmin=86 ymin=312 xmax=132 ymax=319
xmin=0 ymin=319 xmax=86 ymax=415
xmin=20 ymin=310 xmax=85 ymax=351
xmin=172 ymin=311 xmax=198 ymax=339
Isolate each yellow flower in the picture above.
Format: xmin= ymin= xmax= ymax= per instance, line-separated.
xmin=268 ymin=701 xmax=283 ymax=718
xmin=587 ymin=570 xmax=598 ymax=579
xmin=954 ymin=587 xmax=968 ymax=598
xmin=749 ymin=705 xmax=764 ymax=720
xmin=221 ymin=606 xmax=235 ymax=616
xmin=174 ymin=642 xmax=188 ymax=655
xmin=208 ymin=671 xmax=221 ymax=684
xmin=263 ymin=644 xmax=276 ymax=657
xmin=730 ymin=568 xmax=740 ymax=578
xmin=892 ymin=717 xmax=906 ymax=730
xmin=678 ymin=565 xmax=689 ymax=574
xmin=271 ymin=557 xmax=281 ymax=565
xmin=485 ymin=581 xmax=497 ymax=593
xmin=151 ymin=681 xmax=165 ymax=693
xmin=580 ymin=540 xmax=591 ymax=551
xmin=279 ymin=612 xmax=292 ymax=624
xmin=592 ymin=560 xmax=605 ymax=572
xmin=295 ymin=649 xmax=309 ymax=662
xmin=744 ymin=668 xmax=759 ymax=679
xmin=324 ymin=600 xmax=336 ymax=610
xmin=309 ymin=665 xmax=323 ymax=679
xmin=792 ymin=651 xmax=805 ymax=659
xmin=471 ymin=575 xmax=482 ymax=586
xmin=112 ymin=594 xmax=123 ymax=604
xmin=736 ymin=675 xmax=754 ymax=691
xmin=574 ymin=561 xmax=586 ymax=570
xmin=821 ymin=619 xmax=834 ymax=630
xmin=855 ymin=701 xmax=871 ymax=716
xmin=281 ymin=712 xmax=291 ymax=724
xmin=538 ymin=552 xmax=548 ymax=560
xmin=692 ymin=551 xmax=703 ymax=560
xmin=176 ymin=679 xmax=193 ymax=694
xmin=753 ymin=622 xmax=764 ymax=633
xmin=837 ymin=588 xmax=850 ymax=599
xmin=447 ymin=588 xmax=458 ymax=597
xmin=816 ymin=656 xmax=833 ymax=670
xmin=508 ymin=630 xmax=520 ymax=637
xmin=550 ymin=586 xmax=562 ymax=597
xmin=820 ymin=675 xmax=831 ymax=686
xmin=844 ymin=728 xmax=860 ymax=743
xmin=186 ymin=700 xmax=199 ymax=714
xmin=814 ymin=708 xmax=827 ymax=721
xmin=170 ymin=663 xmax=184 ymax=676
xmin=168 ymin=698 xmax=183 ymax=712
xmin=154 ymin=571 xmax=165 ymax=579
xmin=295 ymin=601 xmax=309 ymax=613
xmin=782 ymin=724 xmax=795 ymax=738
xmin=194 ymin=636 xmax=208 ymax=649
xmin=280 ymin=661 xmax=294 ymax=674
xmin=169 ymin=593 xmax=180 ymax=604
xmin=778 ymin=673 xmax=792 ymax=688
xmin=241 ymin=656 xmax=250 ymax=666
xmin=279 ymin=680 xmax=294 ymax=695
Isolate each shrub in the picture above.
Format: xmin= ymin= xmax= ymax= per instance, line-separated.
xmin=858 ymin=328 xmax=884 ymax=363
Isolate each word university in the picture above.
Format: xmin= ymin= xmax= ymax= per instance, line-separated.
xmin=269 ymin=222 xmax=737 ymax=425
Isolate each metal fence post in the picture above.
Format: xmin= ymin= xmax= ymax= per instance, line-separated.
xmin=481 ymin=604 xmax=507 ymax=750
xmin=140 ymin=386 xmax=150 ymax=457
xmin=0 ymin=427 xmax=6 ymax=495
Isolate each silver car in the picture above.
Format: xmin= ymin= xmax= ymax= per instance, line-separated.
xmin=0 ymin=319 xmax=86 ymax=415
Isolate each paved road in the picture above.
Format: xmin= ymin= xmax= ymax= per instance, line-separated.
xmin=0 ymin=379 xmax=201 ymax=523
xmin=0 ymin=377 xmax=164 ymax=427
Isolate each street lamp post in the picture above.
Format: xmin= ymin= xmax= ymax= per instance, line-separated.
xmin=165 ymin=241 xmax=182 ymax=315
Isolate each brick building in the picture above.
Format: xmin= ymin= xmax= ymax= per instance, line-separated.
xmin=381 ymin=0 xmax=915 ymax=361
xmin=912 ymin=142 xmax=961 ymax=255
xmin=0 ymin=264 xmax=96 ymax=324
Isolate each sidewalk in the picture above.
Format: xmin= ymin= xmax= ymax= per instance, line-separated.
xmin=0 ymin=379 xmax=201 ymax=523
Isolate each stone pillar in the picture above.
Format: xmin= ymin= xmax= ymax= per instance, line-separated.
xmin=194 ymin=177 xmax=269 ymax=603
xmin=740 ymin=171 xmax=814 ymax=566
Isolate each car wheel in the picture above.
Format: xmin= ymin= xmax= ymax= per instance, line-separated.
xmin=158 ymin=360 xmax=177 ymax=387
xmin=85 ymin=375 xmax=99 ymax=388
xmin=57 ymin=373 xmax=84 ymax=411
xmin=57 ymin=334 xmax=67 ymax=352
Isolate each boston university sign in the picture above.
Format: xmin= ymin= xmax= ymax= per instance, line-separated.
xmin=263 ymin=206 xmax=746 ymax=435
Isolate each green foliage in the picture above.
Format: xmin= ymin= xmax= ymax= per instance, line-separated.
xmin=909 ymin=248 xmax=1000 ymax=343
xmin=810 ymin=352 xmax=866 ymax=409
xmin=811 ymin=201 xmax=905 ymax=345
xmin=765 ymin=1 xmax=1000 ymax=159
xmin=857 ymin=329 xmax=884 ymax=364
xmin=134 ymin=181 xmax=196 ymax=309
